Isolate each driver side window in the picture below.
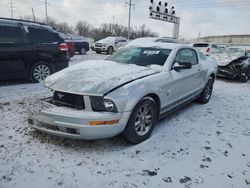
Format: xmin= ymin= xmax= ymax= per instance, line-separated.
xmin=175 ymin=48 xmax=198 ymax=65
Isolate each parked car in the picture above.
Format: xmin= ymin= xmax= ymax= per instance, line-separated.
xmin=68 ymin=34 xmax=89 ymax=55
xmin=28 ymin=41 xmax=217 ymax=144
xmin=218 ymin=56 xmax=250 ymax=82
xmin=127 ymin=37 xmax=183 ymax=47
xmin=59 ymin=33 xmax=75 ymax=58
xmin=212 ymin=51 xmax=250 ymax=82
xmin=93 ymin=37 xmax=128 ymax=54
xmin=0 ymin=17 xmax=69 ymax=83
xmin=193 ymin=42 xmax=220 ymax=56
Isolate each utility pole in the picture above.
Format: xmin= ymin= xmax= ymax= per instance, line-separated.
xmin=126 ymin=0 xmax=135 ymax=40
xmin=10 ymin=0 xmax=14 ymax=19
xmin=32 ymin=8 xmax=36 ymax=22
xmin=45 ymin=0 xmax=48 ymax=23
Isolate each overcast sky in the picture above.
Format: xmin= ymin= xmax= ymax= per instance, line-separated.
xmin=1 ymin=0 xmax=250 ymax=39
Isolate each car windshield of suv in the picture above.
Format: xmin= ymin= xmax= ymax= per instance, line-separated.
xmin=101 ymin=37 xmax=116 ymax=43
xmin=106 ymin=47 xmax=172 ymax=66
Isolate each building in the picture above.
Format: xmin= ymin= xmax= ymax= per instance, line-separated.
xmin=188 ymin=34 xmax=250 ymax=45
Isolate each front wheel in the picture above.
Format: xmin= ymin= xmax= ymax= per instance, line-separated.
xmin=122 ymin=97 xmax=157 ymax=144
xmin=198 ymin=77 xmax=214 ymax=104
xmin=28 ymin=61 xmax=52 ymax=83
xmin=107 ymin=46 xmax=113 ymax=55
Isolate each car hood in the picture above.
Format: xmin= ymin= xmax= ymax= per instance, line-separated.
xmin=44 ymin=60 xmax=161 ymax=96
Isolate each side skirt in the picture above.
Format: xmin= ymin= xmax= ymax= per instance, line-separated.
xmin=159 ymin=92 xmax=202 ymax=120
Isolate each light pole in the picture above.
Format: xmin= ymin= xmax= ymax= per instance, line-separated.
xmin=45 ymin=0 xmax=48 ymax=24
xmin=126 ymin=0 xmax=135 ymax=40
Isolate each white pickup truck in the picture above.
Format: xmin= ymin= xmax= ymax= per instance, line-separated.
xmin=93 ymin=37 xmax=128 ymax=54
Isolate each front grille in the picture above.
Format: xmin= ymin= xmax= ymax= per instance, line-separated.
xmin=51 ymin=91 xmax=85 ymax=110
xmin=95 ymin=43 xmax=102 ymax=47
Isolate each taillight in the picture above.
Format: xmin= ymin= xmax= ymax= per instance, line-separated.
xmin=59 ymin=43 xmax=68 ymax=51
xmin=206 ymin=48 xmax=210 ymax=53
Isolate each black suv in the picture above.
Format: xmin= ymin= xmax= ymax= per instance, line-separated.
xmin=0 ymin=18 xmax=69 ymax=83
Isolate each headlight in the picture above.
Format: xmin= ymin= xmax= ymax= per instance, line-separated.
xmin=102 ymin=44 xmax=107 ymax=47
xmin=90 ymin=96 xmax=118 ymax=113
xmin=104 ymin=99 xmax=116 ymax=112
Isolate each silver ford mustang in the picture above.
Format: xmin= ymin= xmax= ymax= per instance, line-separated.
xmin=28 ymin=41 xmax=218 ymax=144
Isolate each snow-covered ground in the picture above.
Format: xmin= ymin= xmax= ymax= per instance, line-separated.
xmin=0 ymin=52 xmax=250 ymax=188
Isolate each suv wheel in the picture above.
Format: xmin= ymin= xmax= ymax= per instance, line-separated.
xmin=198 ymin=77 xmax=214 ymax=104
xmin=79 ymin=48 xmax=86 ymax=55
xmin=122 ymin=97 xmax=157 ymax=144
xmin=107 ymin=46 xmax=113 ymax=55
xmin=29 ymin=61 xmax=52 ymax=83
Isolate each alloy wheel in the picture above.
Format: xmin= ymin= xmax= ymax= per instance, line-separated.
xmin=134 ymin=104 xmax=154 ymax=136
xmin=33 ymin=64 xmax=51 ymax=82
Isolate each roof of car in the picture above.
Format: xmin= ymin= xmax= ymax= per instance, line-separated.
xmin=0 ymin=17 xmax=54 ymax=31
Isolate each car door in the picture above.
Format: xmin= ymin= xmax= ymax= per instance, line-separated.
xmin=0 ymin=23 xmax=28 ymax=80
xmin=26 ymin=26 xmax=60 ymax=61
xmin=166 ymin=48 xmax=204 ymax=107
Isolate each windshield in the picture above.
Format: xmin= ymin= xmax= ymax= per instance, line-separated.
xmin=106 ymin=47 xmax=172 ymax=66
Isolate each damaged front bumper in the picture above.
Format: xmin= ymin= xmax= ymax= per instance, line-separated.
xmin=28 ymin=99 xmax=131 ymax=140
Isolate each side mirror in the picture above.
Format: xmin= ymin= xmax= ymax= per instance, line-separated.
xmin=173 ymin=61 xmax=192 ymax=71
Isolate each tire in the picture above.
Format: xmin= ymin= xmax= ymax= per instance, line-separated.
xmin=198 ymin=77 xmax=214 ymax=104
xmin=28 ymin=61 xmax=52 ymax=83
xmin=122 ymin=97 xmax=157 ymax=144
xmin=79 ymin=48 xmax=86 ymax=55
xmin=107 ymin=46 xmax=114 ymax=55
xmin=239 ymin=73 xmax=249 ymax=82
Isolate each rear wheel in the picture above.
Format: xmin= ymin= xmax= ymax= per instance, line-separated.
xmin=198 ymin=77 xmax=214 ymax=104
xmin=107 ymin=46 xmax=113 ymax=55
xmin=28 ymin=61 xmax=52 ymax=83
xmin=122 ymin=97 xmax=157 ymax=144
xmin=79 ymin=48 xmax=86 ymax=55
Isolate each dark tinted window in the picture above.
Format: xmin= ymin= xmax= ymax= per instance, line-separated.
xmin=27 ymin=27 xmax=59 ymax=43
xmin=176 ymin=48 xmax=198 ymax=65
xmin=193 ymin=43 xmax=209 ymax=47
xmin=0 ymin=25 xmax=24 ymax=43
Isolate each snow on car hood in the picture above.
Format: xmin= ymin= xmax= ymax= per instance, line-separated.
xmin=44 ymin=60 xmax=161 ymax=95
